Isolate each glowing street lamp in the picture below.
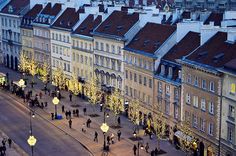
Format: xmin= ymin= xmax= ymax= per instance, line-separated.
xmin=100 ymin=123 xmax=109 ymax=150
xmin=27 ymin=135 xmax=37 ymax=156
xmin=19 ymin=79 xmax=25 ymax=87
xmin=52 ymin=97 xmax=60 ymax=119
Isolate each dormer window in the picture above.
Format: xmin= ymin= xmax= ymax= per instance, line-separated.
xmin=178 ymin=70 xmax=182 ymax=79
xmin=8 ymin=5 xmax=13 ymax=13
xmin=161 ymin=65 xmax=165 ymax=75
xmin=168 ymin=67 xmax=173 ymax=78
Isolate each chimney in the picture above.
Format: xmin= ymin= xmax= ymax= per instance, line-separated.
xmin=227 ymin=30 xmax=236 ymax=43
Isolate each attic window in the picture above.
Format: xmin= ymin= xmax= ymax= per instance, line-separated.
xmin=104 ymin=24 xmax=110 ymax=30
xmin=60 ymin=21 xmax=64 ymax=25
xmin=8 ymin=5 xmax=13 ymax=13
xmin=213 ymin=53 xmax=224 ymax=63
xmin=117 ymin=25 xmax=124 ymax=31
xmin=198 ymin=51 xmax=208 ymax=59
xmin=143 ymin=40 xmax=150 ymax=46
xmin=134 ymin=38 xmax=139 ymax=41
xmin=67 ymin=22 xmax=72 ymax=27
xmin=154 ymin=42 xmax=160 ymax=48
xmin=80 ymin=26 xmax=87 ymax=31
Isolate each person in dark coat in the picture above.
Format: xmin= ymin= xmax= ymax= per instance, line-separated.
xmin=133 ymin=144 xmax=137 ymax=155
xmin=62 ymin=105 xmax=65 ymax=112
xmin=76 ymin=109 xmax=79 ymax=117
xmin=69 ymin=93 xmax=72 ymax=101
xmin=107 ymin=136 xmax=110 ymax=145
xmin=117 ymin=116 xmax=121 ymax=125
xmin=69 ymin=119 xmax=72 ymax=128
xmin=94 ymin=131 xmax=98 ymax=142
xmin=8 ymin=138 xmax=12 ymax=148
xmin=83 ymin=107 xmax=87 ymax=115
xmin=117 ymin=130 xmax=121 ymax=141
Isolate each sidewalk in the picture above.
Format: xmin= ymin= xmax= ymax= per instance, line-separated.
xmin=0 ymin=65 xmax=184 ymax=156
xmin=0 ymin=129 xmax=28 ymax=156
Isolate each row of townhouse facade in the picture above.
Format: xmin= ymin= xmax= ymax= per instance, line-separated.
xmin=0 ymin=1 xmax=236 ymax=155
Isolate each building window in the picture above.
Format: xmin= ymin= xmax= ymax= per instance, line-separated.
xmin=202 ymin=79 xmax=207 ymax=89
xmin=134 ymin=73 xmax=137 ymax=82
xmin=230 ymin=83 xmax=236 ymax=94
xmin=158 ymin=82 xmax=162 ymax=93
xmin=95 ymin=42 xmax=98 ymax=49
xmin=227 ymin=125 xmax=234 ymax=143
xmin=106 ymin=44 xmax=109 ymax=52
xmin=186 ymin=93 xmax=191 ymax=104
xmin=134 ymin=89 xmax=137 ymax=98
xmin=168 ymin=67 xmax=173 ymax=78
xmin=209 ymin=102 xmax=214 ymax=115
xmin=201 ymin=98 xmax=206 ymax=111
xmin=117 ymin=46 xmax=121 ymax=54
xmin=130 ymin=71 xmax=132 ymax=81
xmin=200 ymin=118 xmax=205 ymax=132
xmin=193 ymin=96 xmax=198 ymax=108
xmin=130 ymin=87 xmax=133 ymax=97
xmin=161 ymin=65 xmax=165 ymax=75
xmin=178 ymin=70 xmax=182 ymax=79
xmin=72 ymin=52 xmax=75 ymax=61
xmin=144 ymin=77 xmax=147 ymax=86
xmin=208 ymin=123 xmax=214 ymax=136
xmin=174 ymin=105 xmax=179 ymax=119
xmin=125 ymin=86 xmax=128 ymax=95
xmin=209 ymin=81 xmax=215 ymax=92
xmin=165 ymin=85 xmax=170 ymax=96
xmin=139 ymin=58 xmax=142 ymax=67
xmin=174 ymin=88 xmax=179 ymax=100
xmin=165 ymin=101 xmax=170 ymax=115
xmin=187 ymin=74 xmax=191 ymax=84
xmin=194 ymin=76 xmax=198 ymax=87
xmin=111 ymin=45 xmax=115 ymax=53
xmin=229 ymin=105 xmax=235 ymax=119
xmin=192 ymin=114 xmax=198 ymax=128
xmin=139 ymin=75 xmax=142 ymax=84
xmin=149 ymin=79 xmax=152 ymax=88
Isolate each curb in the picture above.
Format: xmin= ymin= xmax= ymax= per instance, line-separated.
xmin=0 ymin=129 xmax=28 ymax=156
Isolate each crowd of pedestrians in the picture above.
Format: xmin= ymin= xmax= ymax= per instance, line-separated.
xmin=0 ymin=138 xmax=12 ymax=156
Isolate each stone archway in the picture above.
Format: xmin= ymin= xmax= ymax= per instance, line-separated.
xmin=199 ymin=141 xmax=205 ymax=156
xmin=14 ymin=57 xmax=18 ymax=71
xmin=10 ymin=55 xmax=13 ymax=69
xmin=6 ymin=54 xmax=9 ymax=67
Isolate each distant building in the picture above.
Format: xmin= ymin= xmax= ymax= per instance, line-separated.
xmin=32 ymin=3 xmax=62 ymax=66
xmin=124 ymin=22 xmax=176 ymax=127
xmin=218 ymin=58 xmax=236 ymax=156
xmin=178 ymin=31 xmax=236 ymax=156
xmin=71 ymin=14 xmax=102 ymax=85
xmin=0 ymin=0 xmax=30 ymax=70
xmin=93 ymin=10 xmax=140 ymax=91
xmin=20 ymin=4 xmax=43 ymax=62
xmin=155 ymin=31 xmax=200 ymax=141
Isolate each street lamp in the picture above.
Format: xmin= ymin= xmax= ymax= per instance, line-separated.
xmin=52 ymin=97 xmax=60 ymax=119
xmin=100 ymin=123 xmax=109 ymax=150
xmin=27 ymin=135 xmax=37 ymax=156
xmin=19 ymin=79 xmax=25 ymax=87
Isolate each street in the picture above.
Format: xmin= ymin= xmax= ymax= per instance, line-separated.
xmin=0 ymin=91 xmax=91 ymax=156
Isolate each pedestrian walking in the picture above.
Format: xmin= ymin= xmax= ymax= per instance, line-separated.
xmin=2 ymin=139 xmax=6 ymax=146
xmin=151 ymin=150 xmax=155 ymax=156
xmin=69 ymin=93 xmax=72 ymax=101
xmin=154 ymin=147 xmax=158 ymax=156
xmin=145 ymin=143 xmax=149 ymax=153
xmin=111 ymin=133 xmax=114 ymax=144
xmin=44 ymin=102 xmax=48 ymax=107
xmin=86 ymin=118 xmax=91 ymax=127
xmin=51 ymin=112 xmax=54 ymax=120
xmin=68 ymin=110 xmax=72 ymax=119
xmin=69 ymin=119 xmax=72 ymax=128
xmin=107 ymin=136 xmax=110 ymax=145
xmin=8 ymin=138 xmax=12 ymax=148
xmin=62 ymin=105 xmax=65 ymax=112
xmin=48 ymin=88 xmax=51 ymax=96
xmin=82 ymin=123 xmax=86 ymax=133
xmin=2 ymin=145 xmax=6 ymax=155
xmin=94 ymin=131 xmax=98 ymax=142
xmin=117 ymin=116 xmax=121 ymax=125
xmin=133 ymin=144 xmax=137 ymax=155
xmin=83 ymin=107 xmax=87 ymax=115
xmin=41 ymin=102 xmax=44 ymax=109
xmin=117 ymin=130 xmax=121 ymax=141
xmin=100 ymin=103 xmax=103 ymax=112
xmin=39 ymin=92 xmax=43 ymax=99
xmin=76 ymin=109 xmax=79 ymax=117
xmin=58 ymin=92 xmax=62 ymax=100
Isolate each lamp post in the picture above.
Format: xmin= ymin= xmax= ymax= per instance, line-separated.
xmin=100 ymin=123 xmax=109 ymax=150
xmin=19 ymin=79 xmax=25 ymax=97
xmin=52 ymin=97 xmax=60 ymax=119
xmin=27 ymin=135 xmax=37 ymax=156
xmin=28 ymin=110 xmax=36 ymax=156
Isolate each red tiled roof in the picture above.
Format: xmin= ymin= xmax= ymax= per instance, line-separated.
xmin=204 ymin=12 xmax=223 ymax=26
xmin=163 ymin=32 xmax=200 ymax=62
xmin=41 ymin=3 xmax=61 ymax=16
xmin=1 ymin=0 xmax=29 ymax=15
xmin=187 ymin=32 xmax=236 ymax=68
xmin=73 ymin=14 xmax=102 ymax=37
xmin=52 ymin=8 xmax=80 ymax=30
xmin=24 ymin=4 xmax=43 ymax=19
xmin=94 ymin=10 xmax=139 ymax=38
xmin=224 ymin=59 xmax=236 ymax=71
xmin=125 ymin=23 xmax=176 ymax=54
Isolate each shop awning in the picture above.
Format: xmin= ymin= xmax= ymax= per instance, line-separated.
xmin=174 ymin=130 xmax=193 ymax=142
xmin=0 ymin=72 xmax=6 ymax=77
